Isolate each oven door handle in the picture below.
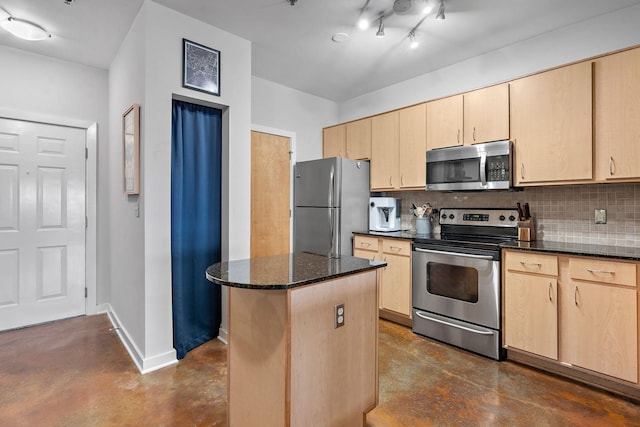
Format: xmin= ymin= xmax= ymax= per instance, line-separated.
xmin=413 ymin=247 xmax=495 ymax=260
xmin=414 ymin=311 xmax=494 ymax=336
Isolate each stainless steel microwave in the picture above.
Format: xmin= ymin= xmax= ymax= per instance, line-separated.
xmin=426 ymin=140 xmax=513 ymax=191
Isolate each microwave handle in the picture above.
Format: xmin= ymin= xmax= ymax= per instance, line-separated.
xmin=480 ymin=152 xmax=487 ymax=187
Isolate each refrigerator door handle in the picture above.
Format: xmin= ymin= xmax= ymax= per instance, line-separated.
xmin=329 ymin=166 xmax=335 ymax=208
xmin=329 ymin=208 xmax=341 ymax=258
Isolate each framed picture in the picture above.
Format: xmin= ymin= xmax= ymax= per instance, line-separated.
xmin=122 ymin=103 xmax=140 ymax=195
xmin=182 ymin=38 xmax=220 ymax=96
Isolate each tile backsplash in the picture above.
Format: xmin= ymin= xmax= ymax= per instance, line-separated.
xmin=386 ymin=183 xmax=640 ymax=248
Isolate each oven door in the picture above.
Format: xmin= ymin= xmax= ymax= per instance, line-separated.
xmin=412 ymin=247 xmax=500 ymax=329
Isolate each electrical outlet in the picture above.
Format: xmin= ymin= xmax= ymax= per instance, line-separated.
xmin=595 ymin=209 xmax=607 ymax=224
xmin=334 ymin=304 xmax=345 ymax=329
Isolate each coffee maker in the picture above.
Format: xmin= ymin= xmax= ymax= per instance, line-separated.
xmin=369 ymin=197 xmax=401 ymax=232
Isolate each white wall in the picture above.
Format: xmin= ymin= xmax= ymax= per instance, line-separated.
xmin=0 ymin=45 xmax=109 ymax=306
xmin=108 ymin=0 xmax=252 ymax=372
xmin=108 ymin=6 xmax=147 ymax=360
xmin=338 ymin=3 xmax=640 ymax=121
xmin=251 ymin=76 xmax=337 ymax=161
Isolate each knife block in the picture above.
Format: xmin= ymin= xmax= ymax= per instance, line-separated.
xmin=517 ymin=219 xmax=536 ymax=241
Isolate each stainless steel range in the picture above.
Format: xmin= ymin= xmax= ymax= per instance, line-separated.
xmin=412 ymin=207 xmax=519 ymax=360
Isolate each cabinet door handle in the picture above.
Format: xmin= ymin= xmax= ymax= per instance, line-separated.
xmin=609 ymin=156 xmax=615 ymax=176
xmin=473 ymin=126 xmax=476 ymax=142
xmin=574 ymin=286 xmax=579 ymax=306
xmin=360 ymin=242 xmax=371 ymax=248
xmin=457 ymin=129 xmax=460 ymax=144
xmin=389 ymin=176 xmax=392 ymax=186
xmin=389 ymin=246 xmax=402 ymax=252
xmin=519 ymin=261 xmax=542 ymax=268
xmin=401 ymin=174 xmax=404 ymax=186
xmin=587 ymin=269 xmax=615 ymax=275
xmin=520 ymin=163 xmax=525 ymax=180
xmin=548 ymin=282 xmax=553 ymax=302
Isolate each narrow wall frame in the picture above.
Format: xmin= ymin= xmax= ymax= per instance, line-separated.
xmin=122 ymin=103 xmax=140 ymax=195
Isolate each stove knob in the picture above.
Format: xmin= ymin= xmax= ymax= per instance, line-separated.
xmin=449 ymin=214 xmax=455 ymax=220
xmin=499 ymin=215 xmax=506 ymax=221
xmin=509 ymin=215 xmax=516 ymax=222
xmin=441 ymin=213 xmax=447 ymax=220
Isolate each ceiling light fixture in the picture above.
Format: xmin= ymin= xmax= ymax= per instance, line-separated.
xmin=332 ymin=32 xmax=349 ymax=43
xmin=0 ymin=16 xmax=51 ymax=41
xmin=409 ymin=32 xmax=419 ymax=49
xmin=435 ymin=0 xmax=445 ymax=20
xmin=376 ymin=17 xmax=385 ymax=38
xmin=357 ymin=17 xmax=369 ymax=30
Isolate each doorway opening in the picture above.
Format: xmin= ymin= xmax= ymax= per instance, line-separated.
xmin=170 ymin=100 xmax=222 ymax=359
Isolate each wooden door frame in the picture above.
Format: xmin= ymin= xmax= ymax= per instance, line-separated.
xmin=251 ymin=125 xmax=296 ymax=252
xmin=0 ymin=108 xmax=98 ymax=316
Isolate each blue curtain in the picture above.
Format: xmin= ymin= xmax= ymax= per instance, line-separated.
xmin=171 ymin=100 xmax=222 ymax=359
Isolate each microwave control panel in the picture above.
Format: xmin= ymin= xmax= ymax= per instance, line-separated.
xmin=487 ymin=155 xmax=510 ymax=182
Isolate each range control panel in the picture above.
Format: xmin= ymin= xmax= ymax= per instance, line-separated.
xmin=439 ymin=208 xmax=519 ymax=228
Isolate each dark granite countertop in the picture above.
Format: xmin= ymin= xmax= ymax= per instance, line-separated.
xmin=206 ymin=252 xmax=386 ymax=290
xmin=501 ymin=240 xmax=640 ymax=261
xmin=355 ymin=230 xmax=640 ymax=261
xmin=353 ymin=230 xmax=425 ymax=240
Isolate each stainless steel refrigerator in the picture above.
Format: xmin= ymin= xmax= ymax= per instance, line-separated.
xmin=294 ymin=157 xmax=370 ymax=258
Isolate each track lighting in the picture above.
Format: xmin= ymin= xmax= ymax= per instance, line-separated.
xmin=376 ymin=17 xmax=385 ymax=38
xmin=0 ymin=16 xmax=51 ymax=41
xmin=409 ymin=32 xmax=419 ymax=49
xmin=345 ymin=0 xmax=447 ymax=46
xmin=436 ymin=0 xmax=445 ymax=20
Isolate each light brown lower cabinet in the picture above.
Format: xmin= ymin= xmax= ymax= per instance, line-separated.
xmin=354 ymin=235 xmax=412 ymax=326
xmin=504 ymin=271 xmax=558 ymax=360
xmin=503 ymin=249 xmax=639 ymax=393
xmin=561 ymin=258 xmax=638 ymax=383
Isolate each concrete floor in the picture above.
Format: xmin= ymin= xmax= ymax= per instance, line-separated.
xmin=0 ymin=314 xmax=639 ymax=426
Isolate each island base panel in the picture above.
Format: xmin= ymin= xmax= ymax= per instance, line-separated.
xmin=228 ymin=270 xmax=379 ymax=426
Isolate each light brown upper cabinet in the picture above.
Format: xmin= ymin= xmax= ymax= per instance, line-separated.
xmin=398 ymin=103 xmax=427 ymax=189
xmin=426 ymin=95 xmax=463 ymax=150
xmin=345 ymin=118 xmax=371 ymax=160
xmin=510 ymin=61 xmax=593 ymax=185
xmin=370 ymin=111 xmax=399 ymax=190
xmin=594 ymin=47 xmax=640 ymax=181
xmin=463 ymin=84 xmax=510 ymax=145
xmin=322 ymin=124 xmax=345 ymax=158
xmin=371 ymin=104 xmax=427 ymax=191
xmin=427 ymin=85 xmax=509 ymax=151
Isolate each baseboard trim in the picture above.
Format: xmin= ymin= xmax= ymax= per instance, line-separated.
xmin=217 ymin=326 xmax=228 ymax=345
xmin=105 ymin=304 xmax=178 ymax=375
xmin=379 ymin=308 xmax=412 ymax=327
xmin=506 ymin=348 xmax=640 ymax=403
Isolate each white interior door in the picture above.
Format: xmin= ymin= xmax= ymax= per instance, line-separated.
xmin=0 ymin=118 xmax=86 ymax=331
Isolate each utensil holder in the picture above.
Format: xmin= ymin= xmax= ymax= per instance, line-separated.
xmin=416 ymin=217 xmax=431 ymax=235
xmin=517 ymin=219 xmax=535 ymax=241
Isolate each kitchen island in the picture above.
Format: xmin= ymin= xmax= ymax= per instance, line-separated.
xmin=206 ymin=252 xmax=386 ymax=427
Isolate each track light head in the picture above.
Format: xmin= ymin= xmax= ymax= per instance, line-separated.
xmin=436 ymin=0 xmax=445 ymax=20
xmin=376 ymin=17 xmax=385 ymax=37
xmin=409 ymin=32 xmax=419 ymax=49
